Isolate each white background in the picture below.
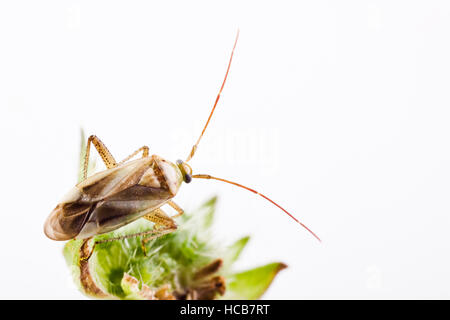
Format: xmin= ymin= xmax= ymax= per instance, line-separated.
xmin=1 ymin=1 xmax=450 ymax=299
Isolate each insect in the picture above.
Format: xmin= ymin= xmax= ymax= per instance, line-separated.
xmin=44 ymin=31 xmax=321 ymax=258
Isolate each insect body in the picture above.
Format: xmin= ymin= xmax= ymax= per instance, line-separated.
xmin=44 ymin=154 xmax=189 ymax=240
xmin=44 ymin=31 xmax=321 ymax=252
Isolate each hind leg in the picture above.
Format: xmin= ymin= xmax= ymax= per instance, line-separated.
xmin=118 ymin=146 xmax=150 ymax=164
xmin=79 ymin=206 xmax=179 ymax=262
xmin=82 ymin=135 xmax=149 ymax=180
xmin=79 ymin=225 xmax=176 ymax=262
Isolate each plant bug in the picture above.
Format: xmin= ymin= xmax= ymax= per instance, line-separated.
xmin=44 ymin=31 xmax=321 ymax=258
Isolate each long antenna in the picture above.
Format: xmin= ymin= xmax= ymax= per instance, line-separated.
xmin=186 ymin=30 xmax=240 ymax=162
xmin=192 ymin=174 xmax=321 ymax=242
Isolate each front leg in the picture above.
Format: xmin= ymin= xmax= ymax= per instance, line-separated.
xmin=167 ymin=200 xmax=184 ymax=218
xmin=142 ymin=208 xmax=177 ymax=229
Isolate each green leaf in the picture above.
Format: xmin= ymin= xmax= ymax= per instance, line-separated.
xmin=121 ymin=273 xmax=156 ymax=300
xmin=222 ymin=262 xmax=287 ymax=300
xmin=197 ymin=196 xmax=217 ymax=229
xmin=223 ymin=236 xmax=250 ymax=268
xmin=62 ymin=239 xmax=84 ymax=292
xmin=63 ymin=203 xmax=222 ymax=299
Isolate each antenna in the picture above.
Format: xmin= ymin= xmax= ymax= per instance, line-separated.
xmin=192 ymin=174 xmax=321 ymax=242
xmin=186 ymin=30 xmax=240 ymax=162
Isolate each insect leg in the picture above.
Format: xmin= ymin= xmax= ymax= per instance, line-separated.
xmin=118 ymin=146 xmax=150 ymax=164
xmin=142 ymin=208 xmax=177 ymax=229
xmin=83 ymin=135 xmax=117 ymax=180
xmin=141 ymin=208 xmax=177 ymax=256
xmin=167 ymin=200 xmax=184 ymax=218
xmin=140 ymin=226 xmax=176 ymax=256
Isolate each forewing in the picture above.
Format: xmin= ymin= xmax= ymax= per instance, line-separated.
xmin=76 ymin=184 xmax=172 ymax=238
xmin=77 ymin=158 xmax=153 ymax=202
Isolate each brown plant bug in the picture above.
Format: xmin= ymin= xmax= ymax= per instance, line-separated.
xmin=44 ymin=31 xmax=321 ymax=260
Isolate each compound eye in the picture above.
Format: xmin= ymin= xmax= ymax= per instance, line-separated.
xmin=184 ymin=174 xmax=192 ymax=183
